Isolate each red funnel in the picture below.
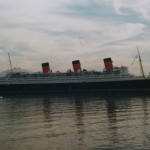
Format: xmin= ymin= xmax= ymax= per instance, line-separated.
xmin=103 ymin=58 xmax=113 ymax=72
xmin=72 ymin=60 xmax=81 ymax=72
xmin=42 ymin=62 xmax=50 ymax=74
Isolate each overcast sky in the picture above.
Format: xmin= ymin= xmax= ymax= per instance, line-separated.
xmin=0 ymin=0 xmax=150 ymax=75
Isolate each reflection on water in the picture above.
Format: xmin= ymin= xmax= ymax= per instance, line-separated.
xmin=0 ymin=92 xmax=150 ymax=150
xmin=74 ymin=98 xmax=86 ymax=149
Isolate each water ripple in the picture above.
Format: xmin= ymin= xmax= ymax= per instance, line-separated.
xmin=0 ymin=92 xmax=150 ymax=150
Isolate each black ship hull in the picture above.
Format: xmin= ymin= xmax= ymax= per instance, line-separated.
xmin=0 ymin=78 xmax=150 ymax=93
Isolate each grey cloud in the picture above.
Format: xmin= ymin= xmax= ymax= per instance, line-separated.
xmin=0 ymin=0 xmax=149 ymax=74
xmin=0 ymin=39 xmax=34 ymax=57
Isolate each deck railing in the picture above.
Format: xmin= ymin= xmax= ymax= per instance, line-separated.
xmin=0 ymin=74 xmax=147 ymax=82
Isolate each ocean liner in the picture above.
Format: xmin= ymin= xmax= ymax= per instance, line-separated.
xmin=0 ymin=50 xmax=150 ymax=93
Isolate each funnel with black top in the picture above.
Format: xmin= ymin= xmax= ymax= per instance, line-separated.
xmin=42 ymin=62 xmax=50 ymax=74
xmin=72 ymin=60 xmax=81 ymax=72
xmin=103 ymin=58 xmax=113 ymax=72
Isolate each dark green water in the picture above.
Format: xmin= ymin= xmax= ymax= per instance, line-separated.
xmin=0 ymin=92 xmax=150 ymax=150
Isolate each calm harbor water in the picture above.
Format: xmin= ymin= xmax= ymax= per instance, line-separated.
xmin=0 ymin=91 xmax=150 ymax=150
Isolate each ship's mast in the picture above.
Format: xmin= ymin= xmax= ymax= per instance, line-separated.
xmin=137 ymin=46 xmax=145 ymax=77
xmin=8 ymin=52 xmax=13 ymax=71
